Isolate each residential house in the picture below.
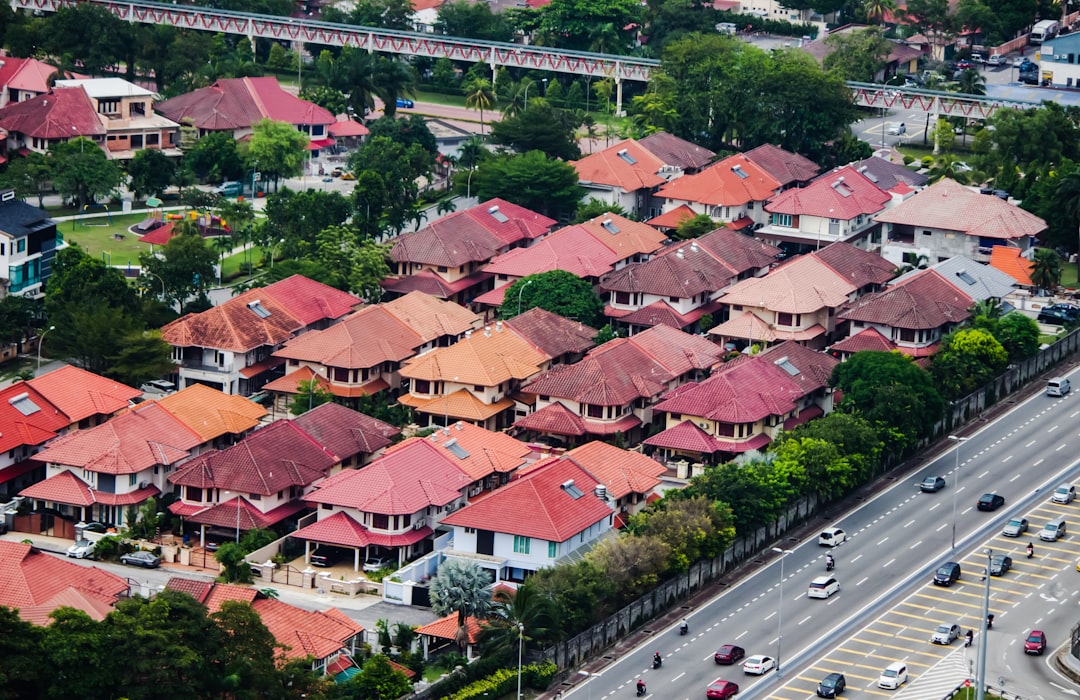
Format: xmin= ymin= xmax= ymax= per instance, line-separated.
xmin=830 ymin=255 xmax=1017 ymax=360
xmin=292 ymin=439 xmax=475 ymax=570
xmin=156 ymin=77 xmax=336 ymax=152
xmin=0 ymin=188 xmax=62 ymax=297
xmin=802 ymin=26 xmax=922 ymax=81
xmin=28 ymin=365 xmax=142 ymax=431
xmin=291 ymin=402 xmax=399 ymax=472
xmin=600 ymin=228 xmax=780 ymax=335
xmin=0 ymin=540 xmax=128 ymax=625
xmin=54 ymin=78 xmax=181 ymax=160
xmin=638 ymin=132 xmax=716 ymax=174
xmin=160 ymin=274 xmax=360 ymax=396
xmin=0 ymin=56 xmax=63 ymax=108
xmin=558 ymin=440 xmax=664 ymax=522
xmin=851 ymin=156 xmax=929 ymax=191
xmin=473 ymin=212 xmax=667 ymax=311
xmin=989 ymin=245 xmax=1034 ymax=288
xmin=708 ymin=242 xmax=896 ymax=351
xmin=571 ymin=139 xmax=680 ymax=218
xmin=515 ymin=324 xmax=726 ymax=445
xmin=168 ymin=419 xmax=339 ymax=546
xmin=756 ymin=165 xmax=893 ymax=255
xmin=876 ymin=178 xmax=1046 ymax=267
xmin=442 ymin=457 xmax=614 ymax=584
xmin=152 ymin=383 xmax=267 ymax=450
xmin=165 ymin=578 xmax=363 ymax=676
xmin=0 ymin=382 xmax=69 ymax=500
xmin=646 ymin=341 xmax=838 ymax=464
xmin=266 ymin=292 xmax=481 ymax=412
xmin=503 ymin=307 xmax=596 ymax=367
xmin=654 ymin=153 xmax=783 ymax=231
xmin=383 ymin=199 xmax=556 ymax=304
xmin=416 ymin=614 xmax=484 ymax=661
xmin=0 ymin=87 xmax=105 ymax=156
xmin=20 ymin=402 xmax=206 ymax=529
xmin=743 ymin=143 xmax=821 ymax=190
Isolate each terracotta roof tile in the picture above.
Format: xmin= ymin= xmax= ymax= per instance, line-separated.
xmin=274 ymin=305 xmax=423 ymax=368
xmin=513 ymin=402 xmax=589 ymax=436
xmin=290 ymin=509 xmax=433 ymax=548
xmin=756 ymin=341 xmax=839 ymax=394
xmin=742 ymin=143 xmax=821 ymax=187
xmin=483 ymin=225 xmax=623 ymax=279
xmin=0 ymin=57 xmax=61 ymax=96
xmin=765 ymin=165 xmax=890 ymax=219
xmin=0 ymin=87 xmax=106 ymax=139
xmin=153 ymin=384 xmax=266 ymax=441
xmin=504 ymin=307 xmax=596 ymax=359
xmin=291 ymin=402 xmax=399 ymax=459
xmin=654 ymin=355 xmax=805 ymax=423
xmin=381 ymin=269 xmax=493 ymax=298
xmin=643 ymin=420 xmax=729 ymax=453
xmin=164 ymin=577 xmax=214 ymax=603
xmin=577 ymin=212 xmax=669 ymax=260
xmin=186 ymin=497 xmax=306 ymax=529
xmin=381 ymin=291 xmax=483 ymax=342
xmin=638 ymin=132 xmax=716 ymax=171
xmin=0 ymin=540 xmax=127 ymax=623
xmin=813 ymin=241 xmax=897 ymax=289
xmin=399 ymin=324 xmax=547 ymax=385
xmin=989 ymin=246 xmax=1034 ymax=286
xmin=829 ymin=327 xmax=896 ymax=353
xmin=400 ymin=389 xmax=515 ymax=422
xmin=416 ymin=613 xmax=483 ymax=644
xmin=0 ymin=382 xmax=69 ymax=453
xmin=385 ymin=422 xmax=530 ymax=480
xmin=564 ymin=441 xmax=664 ymax=499
xmin=442 ymin=459 xmax=612 ymax=540
xmin=656 ymin=153 xmax=781 ymax=207
xmin=253 ymin=596 xmax=363 ymax=661
xmin=571 ymin=139 xmax=668 ymax=191
xmin=28 ymin=365 xmax=141 ymax=422
xmin=840 ymin=269 xmax=973 ymax=329
xmin=646 ymin=204 xmax=697 ymax=229
xmin=156 ymin=77 xmax=334 ymax=131
xmin=875 ymin=178 xmax=1046 ymax=239
xmin=257 ymin=274 xmax=360 ymax=325
xmin=203 ymin=582 xmax=259 ymax=612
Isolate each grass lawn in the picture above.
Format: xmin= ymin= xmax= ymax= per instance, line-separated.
xmin=64 ymin=212 xmax=161 ymax=265
xmin=1061 ymin=262 xmax=1079 ymax=288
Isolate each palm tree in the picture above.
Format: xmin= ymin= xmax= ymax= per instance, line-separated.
xmin=956 ymin=68 xmax=986 ymax=95
xmin=972 ymin=298 xmax=1004 ymax=321
xmin=862 ymin=0 xmax=896 ymax=24
xmin=338 ymin=48 xmax=379 ymax=118
xmin=457 ymin=136 xmax=486 ymax=171
xmin=501 ymin=78 xmax=535 ymax=118
xmin=464 ymin=78 xmax=496 ymax=135
xmin=479 ymin=583 xmax=556 ymax=656
xmin=373 ymin=56 xmax=416 ymax=118
xmin=1030 ymin=248 xmax=1064 ymax=292
xmin=588 ymin=22 xmax=621 ymax=55
xmin=429 ymin=560 xmax=494 ymax=649
xmin=1055 ymin=171 xmax=1080 ymax=281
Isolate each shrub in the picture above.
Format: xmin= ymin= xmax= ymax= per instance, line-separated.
xmin=448 ymin=662 xmax=558 ymax=700
xmin=902 ymin=154 xmax=915 ymax=165
xmin=921 ymin=156 xmax=934 ymax=167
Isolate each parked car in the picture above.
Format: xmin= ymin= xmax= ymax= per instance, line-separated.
xmin=1053 ymin=484 xmax=1076 ymax=504
xmin=706 ymin=679 xmax=740 ymax=699
xmin=990 ymin=554 xmax=1012 ymax=576
xmin=878 ymin=661 xmax=908 ymax=690
xmin=1002 ymin=517 xmax=1029 ymax=537
xmin=120 ymin=551 xmax=161 ymax=568
xmin=330 ymin=167 xmax=343 ymax=177
xmin=396 ymin=97 xmax=414 ymax=108
xmin=817 ymin=672 xmax=847 ymax=698
xmin=1038 ymin=304 xmax=1080 ymax=325
xmin=213 ymin=181 xmax=244 ymax=197
xmin=363 ymin=556 xmax=392 ymax=573
xmin=81 ymin=522 xmax=109 ymax=533
xmin=977 ymin=493 xmax=1005 ymax=511
xmin=919 ymin=475 xmax=946 ymax=493
xmin=742 ymin=654 xmax=775 ymax=675
xmin=340 ymin=171 xmax=356 ymax=180
xmin=66 ymin=539 xmax=96 ymax=559
xmin=931 ymin=623 xmax=961 ymax=645
xmin=1040 ymin=518 xmax=1067 ymax=542
xmin=714 ymin=645 xmax=746 ymax=665
xmin=310 ymin=545 xmax=350 ymax=567
xmin=954 ymin=59 xmax=974 ymax=69
xmin=988 ymin=54 xmax=1004 ymax=65
xmin=1025 ymin=630 xmax=1047 ymax=655
xmin=818 ymin=527 xmax=847 ymax=547
xmin=886 ymin=122 xmax=907 ymax=135
xmin=934 ymin=562 xmax=961 ymax=586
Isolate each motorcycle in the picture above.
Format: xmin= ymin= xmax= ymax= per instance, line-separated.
xmin=652 ymin=655 xmax=662 ymax=669
xmin=636 ymin=682 xmax=647 ymax=696
xmin=987 ymin=614 xmax=994 ymax=630
xmin=679 ymin=622 xmax=689 ymax=636
xmin=1027 ymin=543 xmax=1034 ymax=559
xmin=825 ymin=557 xmax=835 ymax=572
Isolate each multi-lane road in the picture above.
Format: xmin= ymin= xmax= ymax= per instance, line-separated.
xmin=574 ymin=366 xmax=1080 ymax=700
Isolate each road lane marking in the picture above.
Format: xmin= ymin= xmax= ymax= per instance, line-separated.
xmin=671 ymin=672 xmax=684 ymax=682
xmin=904 ymin=519 xmax=915 ymax=528
xmin=736 ymin=630 xmax=748 ymax=640
xmin=878 ymin=537 xmax=889 ymax=545
xmin=910 ymin=540 xmax=923 ymax=549
xmin=883 ymin=558 xmax=896 ymax=567
xmin=1026 ymin=440 xmax=1037 ymax=447
xmin=799 ymin=616 xmax=812 ymax=625
xmin=1010 ymin=474 xmax=1022 ymax=482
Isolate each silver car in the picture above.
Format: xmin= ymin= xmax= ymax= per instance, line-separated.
xmin=1002 ymin=517 xmax=1029 ymax=537
xmin=66 ymin=539 xmax=95 ymax=559
xmin=931 ymin=623 xmax=960 ymax=645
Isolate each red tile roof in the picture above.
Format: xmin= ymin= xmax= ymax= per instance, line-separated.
xmin=28 ymin=365 xmax=141 ymax=422
xmin=0 ymin=57 xmax=61 ymax=96
xmin=20 ymin=470 xmax=161 ymax=507
xmin=387 ymin=422 xmax=531 ymax=480
xmin=483 ymin=225 xmax=622 ymax=279
xmin=563 ymin=441 xmax=664 ymax=500
xmin=655 ymin=355 xmax=807 ymax=423
xmin=513 ymin=401 xmax=590 ymax=436
xmin=156 ymin=77 xmax=334 ymax=131
xmin=615 ymin=299 xmax=722 ymax=330
xmin=742 ymin=143 xmax=821 ymax=187
xmin=291 ymin=402 xmax=399 ymax=459
xmin=766 ymin=166 xmax=890 ymax=219
xmin=571 ymin=139 xmax=668 ymax=191
xmin=305 ymin=439 xmax=472 ymax=514
xmin=756 ymin=341 xmax=839 ymax=395
xmin=169 ymin=419 xmax=336 ymax=493
xmin=291 ymin=510 xmax=433 ymax=548
xmin=0 ymin=87 xmax=105 ymax=139
xmin=874 ymin=178 xmax=1046 ymax=240
xmin=0 ymin=382 xmax=69 ymax=454
xmin=576 ymin=212 xmax=669 ymax=260
xmin=656 ymin=153 xmax=781 ymax=207
xmin=258 ymin=274 xmax=360 ymax=326
xmin=813 ymin=241 xmax=897 ymax=289
xmin=33 ymin=401 xmax=201 ymax=474
xmin=840 ymin=269 xmax=973 ymax=329
xmin=381 ymin=291 xmax=483 ymax=343
xmin=253 ymin=597 xmax=363 ymax=661
xmin=0 ymin=540 xmax=127 ymax=624
xmin=328 ymin=117 xmax=369 ymax=138
xmin=989 ymin=245 xmax=1034 ymax=286
xmin=601 ymin=240 xmax=738 ymax=298
xmin=829 ymin=327 xmax=896 ymax=354
xmin=186 ymin=497 xmax=307 ymax=529
xmin=638 ymin=132 xmax=716 ymax=171
xmin=381 ymin=269 xmax=493 ymax=298
xmin=643 ymin=420 xmax=730 ymax=453
xmin=274 ymin=305 xmax=423 ymax=368
xmin=646 ymin=204 xmax=698 ymax=229
xmin=416 ymin=613 xmax=483 ymax=644
xmin=504 ymin=307 xmax=596 ymax=360
xmin=442 ymin=458 xmax=612 ymax=541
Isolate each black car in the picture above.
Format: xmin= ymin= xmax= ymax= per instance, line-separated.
xmin=817 ymin=672 xmax=846 ymax=698
xmin=920 ymin=476 xmax=946 ymax=493
xmin=990 ymin=555 xmax=1012 ymax=576
xmin=934 ymin=562 xmax=961 ymax=586
xmin=1038 ymin=304 xmax=1080 ymax=325
xmin=978 ymin=493 xmax=1005 ymax=511
xmin=310 ymin=545 xmax=350 ymax=567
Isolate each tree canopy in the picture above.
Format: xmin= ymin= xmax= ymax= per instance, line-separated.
xmin=248 ymin=119 xmax=310 ymax=190
xmin=473 ymin=151 xmax=584 ymax=220
xmin=501 ymin=270 xmax=604 ymax=327
xmin=490 ymin=101 xmax=583 ymax=160
xmin=50 ymin=138 xmax=124 ymax=209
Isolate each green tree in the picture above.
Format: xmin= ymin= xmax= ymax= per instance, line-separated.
xmin=314 ymin=225 xmax=391 ymax=297
xmin=366 ymin=114 xmax=438 ymax=156
xmin=429 ymin=559 xmax=494 ymax=648
xmin=435 ymin=0 xmax=514 ymax=40
xmin=777 ymin=411 xmax=883 ymax=482
xmin=344 ymin=0 xmax=414 ymax=29
xmin=473 ymin=151 xmax=584 ymax=219
xmin=901 ymin=0 xmax=957 ymax=59
xmin=0 ymin=295 xmax=36 ymax=346
xmin=127 ymin=148 xmax=177 ymax=199
xmin=491 ymin=101 xmax=582 ymax=160
xmin=539 ymin=0 xmax=641 ymax=51
xmin=263 ymin=188 xmax=352 ymax=258
xmin=673 ymin=213 xmax=717 ymax=240
xmin=862 ymin=0 xmax=897 ymax=23
xmin=1054 ymin=170 xmax=1080 ymax=278
xmin=501 ymin=270 xmax=603 ymax=326
xmin=183 ymin=131 xmax=246 ymax=183
xmin=1 ymin=151 xmax=52 ymax=208
xmin=956 ymin=66 xmax=986 ymax=95
xmin=373 ymin=56 xmax=416 ymax=118
xmin=480 ymin=582 xmax=557 ymax=655
xmin=0 ymin=605 xmax=46 ymax=700
xmin=822 ymin=28 xmax=893 ymax=81
xmin=215 ymin=542 xmax=255 ymax=583
xmin=773 ymin=436 xmax=854 ymax=500
xmin=347 ymin=136 xmax=434 ymax=236
xmin=630 ymin=494 xmax=735 ymax=571
xmin=573 ymin=198 xmax=629 ymax=223
xmin=464 ymin=77 xmax=497 ymax=134
xmin=930 ymin=327 xmax=1008 ymax=399
xmin=588 ymin=534 xmax=671 ymax=596
xmin=992 ymin=311 xmax=1040 ymax=361
xmin=289 ymin=378 xmax=335 ymax=415
xmin=526 ymin=560 xmax=616 ymax=637
xmin=211 ymin=601 xmax=282 ymax=697
xmin=298 ymin=84 xmax=348 ymax=115
xmin=1030 ymin=247 xmax=1063 ymax=291
xmin=45 ymin=245 xmax=139 ymax=314
xmin=248 ymin=118 xmax=310 ymax=191
xmin=351 ymin=655 xmax=414 ymax=699
xmin=50 ymin=138 xmax=124 ymax=209
xmin=139 ymin=227 xmax=218 ymax=313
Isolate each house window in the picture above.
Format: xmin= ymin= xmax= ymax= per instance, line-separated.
xmin=716 ymin=423 xmax=735 ymax=437
xmin=614 ymin=291 xmax=631 ymax=305
xmin=372 ymin=513 xmax=389 ymax=529
xmin=147 ymin=133 xmax=159 ymax=146
xmin=513 ymin=535 xmax=531 ymax=554
xmin=771 ymin=213 xmax=793 ymax=227
xmin=129 ymin=474 xmax=137 ymax=487
xmin=98 ymin=99 xmax=119 ymax=114
xmin=131 ymin=134 xmax=143 ymax=149
xmin=548 ymin=541 xmax=557 ymax=558
xmin=414 ymin=379 xmax=430 ymax=393
xmin=777 ymin=312 xmax=793 ymax=326
xmin=586 ymin=404 xmax=603 ymax=418
xmin=334 ymin=367 xmax=349 ymax=382
xmin=17 ymin=239 xmax=26 ymax=253
xmin=465 ymin=527 xmax=476 ymax=534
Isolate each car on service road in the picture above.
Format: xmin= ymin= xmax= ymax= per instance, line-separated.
xmin=66 ymin=539 xmax=96 ymax=559
xmin=878 ymin=662 xmax=908 ymax=690
xmin=1053 ymin=484 xmax=1076 ymax=504
xmin=742 ymin=654 xmax=775 ymax=675
xmin=1025 ymin=630 xmax=1047 ymax=654
xmin=1002 ymin=517 xmax=1029 ymax=537
xmin=934 ymin=562 xmax=961 ymax=586
xmin=714 ymin=645 xmax=746 ymax=665
xmin=120 ymin=551 xmax=161 ymax=568
xmin=919 ymin=475 xmax=946 ymax=492
xmin=977 ymin=492 xmax=1005 ymax=511
xmin=932 ymin=623 xmax=961 ymax=645
xmin=990 ymin=555 xmax=1012 ymax=576
xmin=817 ymin=673 xmax=846 ymax=698
xmin=706 ymin=678 xmax=740 ymax=699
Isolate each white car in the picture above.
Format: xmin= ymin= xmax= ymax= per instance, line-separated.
xmin=808 ymin=576 xmax=840 ymax=599
xmin=66 ymin=539 xmax=95 ymax=559
xmin=886 ymin=122 xmax=907 ymax=135
xmin=878 ymin=661 xmax=908 ymax=689
xmin=1053 ymin=484 xmax=1076 ymax=504
xmin=742 ymin=654 xmax=775 ymax=675
xmin=818 ymin=527 xmax=846 ymax=547
xmin=363 ymin=556 xmax=392 ymax=573
xmin=988 ymin=54 xmax=1004 ymax=66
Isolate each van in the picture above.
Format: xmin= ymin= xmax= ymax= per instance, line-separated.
xmin=1047 ymin=377 xmax=1071 ymax=397
xmin=878 ymin=662 xmax=908 ymax=689
xmin=1039 ymin=518 xmax=1067 ymax=542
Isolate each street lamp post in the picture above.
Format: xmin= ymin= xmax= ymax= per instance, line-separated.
xmin=772 ymin=547 xmax=794 ymax=673
xmin=948 ymin=435 xmax=969 ymax=549
xmin=516 ymin=622 xmax=525 ymax=700
xmin=270 ymin=238 xmax=285 ymax=270
xmin=977 ymin=548 xmax=992 ymax=700
xmin=36 ymin=325 xmax=55 ymax=375
xmin=516 ymin=279 xmax=534 ymax=316
xmin=523 ymin=81 xmax=533 ymax=111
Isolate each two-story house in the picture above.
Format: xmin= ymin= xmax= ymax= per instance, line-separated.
xmin=152 ymin=383 xmax=268 ymax=450
xmin=441 ymin=457 xmax=614 ymax=585
xmin=558 ymin=440 xmax=664 ymax=524
xmin=571 ymin=139 xmax=680 ymax=218
xmin=601 ymin=228 xmax=780 ymax=335
xmin=0 ymin=56 xmax=64 ymax=108
xmin=0 ymin=87 xmax=106 ymax=156
xmin=876 ymin=179 xmax=1046 ymax=267
xmin=708 ymin=242 xmax=896 ymax=351
xmin=654 ymin=153 xmax=783 ymax=231
xmin=292 ymin=438 xmax=475 ymax=571
xmin=383 ymin=199 xmax=556 ymax=304
xmin=515 ymin=324 xmax=726 ymax=445
xmin=0 ymin=188 xmax=62 ymax=298
xmin=742 ymin=143 xmax=821 ymax=190
xmin=638 ymin=132 xmax=716 ymax=174
xmin=54 ymin=78 xmax=181 ymax=160
xmin=851 ymin=156 xmax=929 ymax=192
xmin=290 ymin=402 xmax=400 ymax=474
xmin=160 ymin=274 xmax=360 ymax=396
xmin=756 ymin=165 xmax=893 ymax=255
xmin=646 ymin=341 xmax=838 ymax=464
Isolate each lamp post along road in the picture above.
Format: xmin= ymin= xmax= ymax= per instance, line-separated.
xmin=516 ymin=279 xmax=534 ymax=316
xmin=516 ymin=622 xmax=525 ymax=700
xmin=36 ymin=325 xmax=55 ymax=375
xmin=948 ymin=435 xmax=969 ymax=549
xmin=977 ymin=548 xmax=991 ymax=700
xmin=772 ymin=547 xmax=793 ymax=673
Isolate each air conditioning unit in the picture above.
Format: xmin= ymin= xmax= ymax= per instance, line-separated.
xmin=469 ymin=486 xmax=483 ymax=497
xmin=138 ymin=481 xmax=150 ymax=490
xmin=413 ymin=519 xmax=426 ymax=530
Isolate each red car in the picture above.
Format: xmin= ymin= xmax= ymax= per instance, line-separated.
xmin=955 ymin=59 xmax=974 ymax=69
xmin=714 ymin=645 xmax=746 ymax=665
xmin=706 ymin=679 xmax=740 ymax=699
xmin=1025 ymin=630 xmax=1047 ymax=655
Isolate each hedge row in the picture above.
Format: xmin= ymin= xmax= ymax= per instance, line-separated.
xmin=448 ymin=661 xmax=558 ymax=700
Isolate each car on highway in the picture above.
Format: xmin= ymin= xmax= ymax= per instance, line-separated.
xmin=1002 ymin=517 xmax=1029 ymax=537
xmin=396 ymin=97 xmax=414 ymax=108
xmin=66 ymin=539 xmax=96 ymax=559
xmin=120 ymin=550 xmax=161 ymax=568
xmin=931 ymin=623 xmax=961 ymax=645
xmin=816 ymin=672 xmax=846 ymax=698
xmin=742 ymin=654 xmax=775 ymax=675
xmin=1025 ymin=630 xmax=1047 ymax=655
xmin=1040 ymin=518 xmax=1067 ymax=542
xmin=990 ymin=554 xmax=1012 ymax=576
xmin=878 ymin=661 xmax=908 ymax=690
xmin=1053 ymin=483 xmax=1076 ymax=504
xmin=714 ymin=645 xmax=746 ymax=665
xmin=706 ymin=678 xmax=740 ymax=699
xmin=808 ymin=575 xmax=840 ymax=599
xmin=919 ymin=475 xmax=946 ymax=492
xmin=977 ymin=492 xmax=1005 ymax=511
xmin=934 ymin=562 xmax=961 ymax=586
xmin=818 ymin=527 xmax=846 ymax=546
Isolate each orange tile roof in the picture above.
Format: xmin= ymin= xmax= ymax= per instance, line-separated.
xmin=0 ymin=540 xmax=127 ymax=624
xmin=875 ymin=179 xmax=1046 ymax=239
xmin=385 ymin=422 xmax=530 ymax=480
xmin=989 ymin=245 xmax=1034 ymax=286
xmin=28 ymin=365 xmax=141 ymax=422
xmin=415 ymin=613 xmax=483 ymax=644
xmin=381 ymin=291 xmax=483 ymax=342
xmin=646 ymin=204 xmax=697 ymax=229
xmin=656 ymin=154 xmax=781 ymax=207
xmin=720 ymin=254 xmax=860 ymax=314
xmin=564 ymin=441 xmax=665 ymax=500
xmin=274 ymin=305 xmax=422 ymax=368
xmin=203 ymin=582 xmax=259 ymax=612
xmin=401 ymin=389 xmax=515 ymax=422
xmin=253 ymin=598 xmax=363 ymax=661
xmin=399 ymin=325 xmax=547 ymax=385
xmin=154 ymin=383 xmax=267 ymax=441
xmin=572 ymin=139 xmax=668 ymax=192
xmin=577 ymin=212 xmax=669 ymax=259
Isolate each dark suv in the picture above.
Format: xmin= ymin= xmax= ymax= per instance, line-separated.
xmin=1038 ymin=304 xmax=1080 ymax=325
xmin=310 ymin=545 xmax=350 ymax=567
xmin=817 ymin=672 xmax=847 ymax=698
xmin=934 ymin=562 xmax=961 ymax=586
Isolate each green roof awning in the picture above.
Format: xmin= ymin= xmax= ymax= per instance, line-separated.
xmin=146 ymin=197 xmax=162 ymax=207
xmin=333 ymin=667 xmax=361 ymax=683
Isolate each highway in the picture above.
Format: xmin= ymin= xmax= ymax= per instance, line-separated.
xmin=572 ymin=365 xmax=1080 ymax=700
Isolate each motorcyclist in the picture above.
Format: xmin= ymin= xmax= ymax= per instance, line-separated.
xmin=965 ymin=629 xmax=974 ymax=647
xmin=637 ymin=679 xmax=646 ymax=696
xmin=1027 ymin=542 xmax=1034 ymax=558
xmin=826 ymin=553 xmax=835 ymax=570
xmin=679 ymin=618 xmax=689 ymax=634
xmin=653 ymin=651 xmax=662 ymax=668
xmin=987 ymin=614 xmax=994 ymax=629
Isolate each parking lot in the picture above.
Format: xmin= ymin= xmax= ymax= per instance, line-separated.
xmin=769 ymin=493 xmax=1080 ymax=699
